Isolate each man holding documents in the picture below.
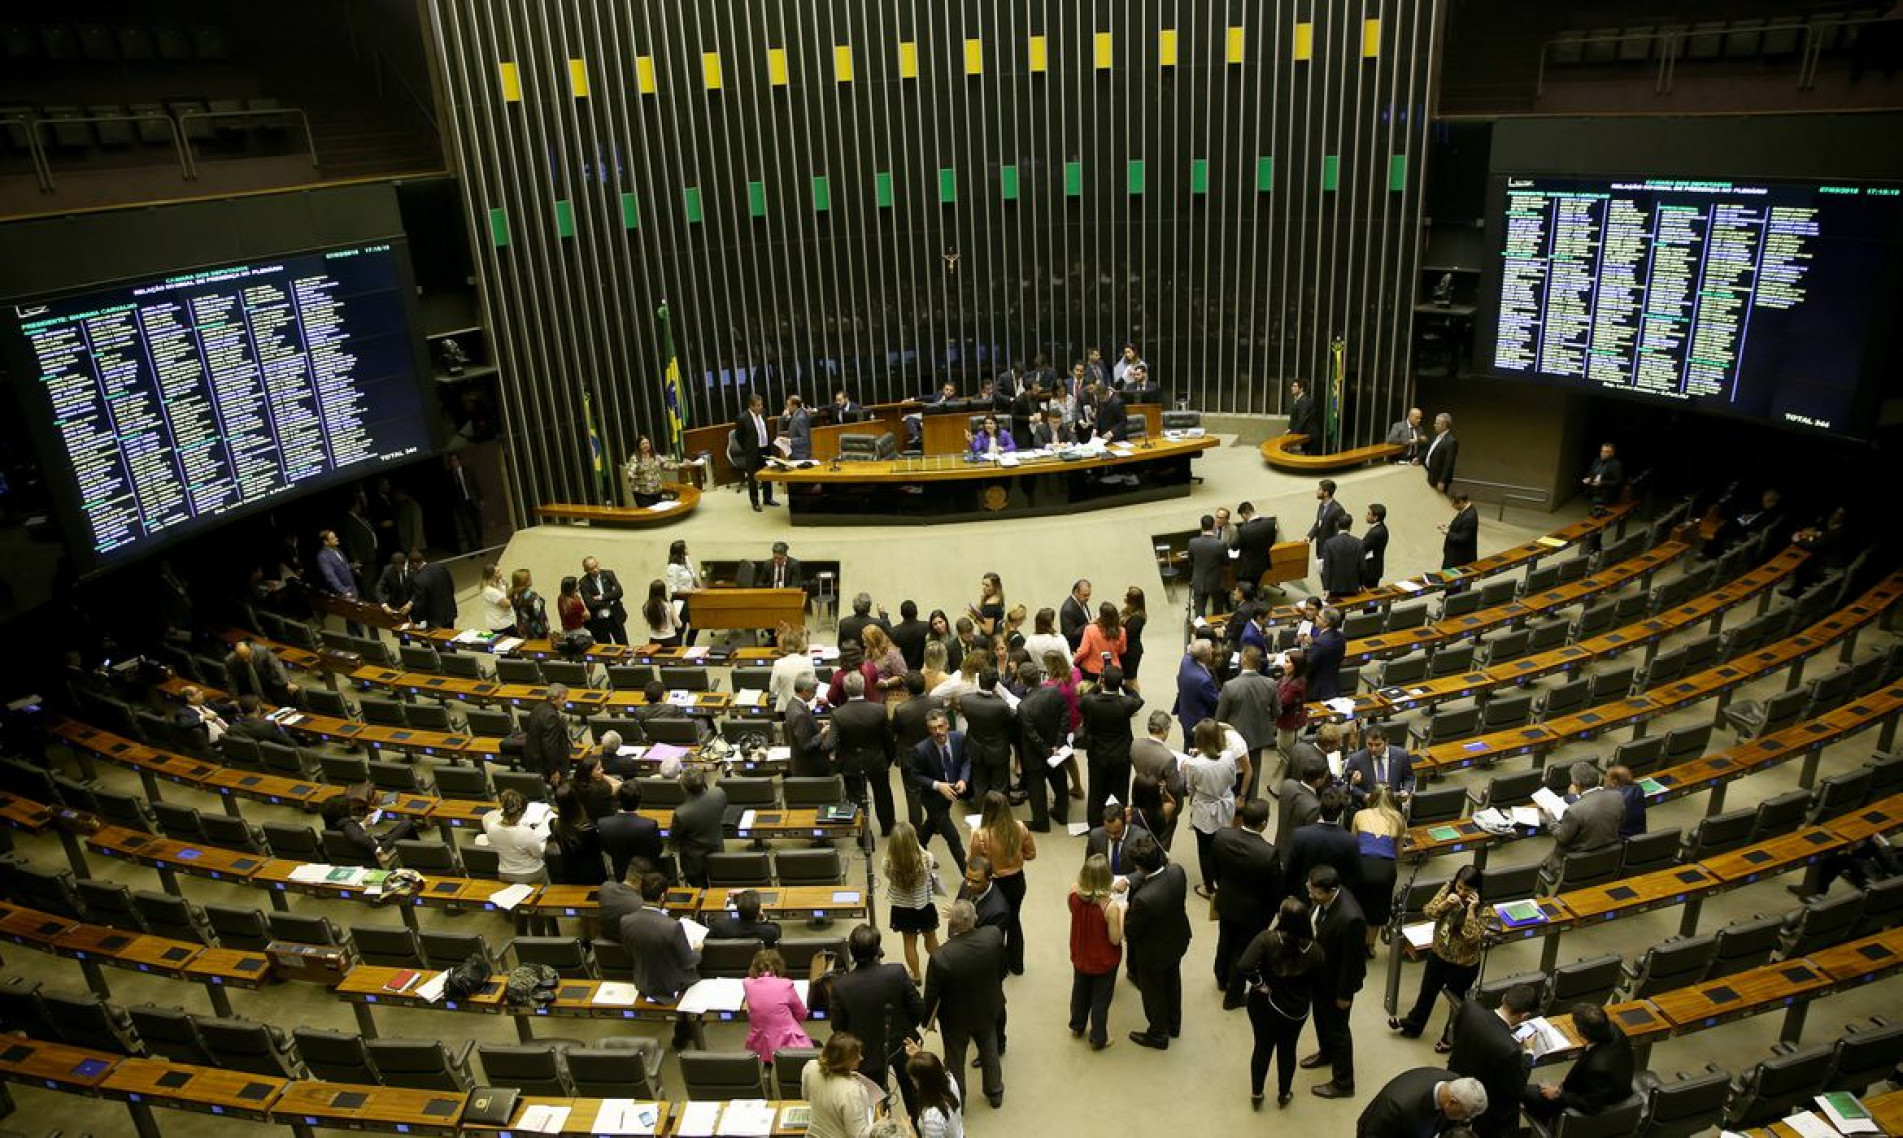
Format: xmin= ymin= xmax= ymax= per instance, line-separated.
xmin=606 ymin=871 xmax=702 ymax=1050
xmin=1448 ymin=982 xmax=1538 ymax=1137
xmin=1539 ymin=762 xmax=1624 ymax=882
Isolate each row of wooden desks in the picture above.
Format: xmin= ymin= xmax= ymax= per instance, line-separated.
xmin=1401 ymin=682 xmax=1903 ymax=863
xmin=0 ymin=901 xmax=270 ymax=1016
xmin=1751 ymin=1086 xmax=1903 ymax=1136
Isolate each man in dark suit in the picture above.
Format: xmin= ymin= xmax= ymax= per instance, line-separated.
xmin=1123 ymin=833 xmax=1191 ymax=1049
xmin=957 ymin=856 xmax=1012 ymax=935
xmin=1215 ymin=647 xmax=1281 ymax=800
xmin=1307 ymin=479 xmax=1348 ymax=542
xmin=597 ymin=780 xmax=664 ymax=884
xmin=1319 ymin=516 xmax=1365 ymax=602
xmin=1581 ymin=441 xmax=1624 ymax=510
xmin=784 ymin=675 xmax=831 ymax=778
xmin=1233 ymin=503 xmax=1278 ymax=589
xmin=1094 ymin=386 xmax=1131 ymax=443
xmin=888 ymin=675 xmax=940 ymax=830
xmin=444 ymin=452 xmax=483 ymax=553
xmin=1084 ymin=803 xmax=1156 ymax=876
xmin=1424 ymin=411 xmax=1459 ymax=495
xmin=1521 ymin=1002 xmax=1634 ymax=1122
xmin=1304 ymin=865 xmax=1368 ymax=1098
xmin=1449 ymin=982 xmax=1537 ymax=1138
xmin=829 ymin=389 xmax=862 ymax=425
xmin=1441 ymin=492 xmax=1479 ymax=569
xmin=1343 ymin=725 xmax=1413 ymax=809
xmin=907 ymin=708 xmax=969 ymax=873
xmin=958 ymin=670 xmax=1018 ymax=806
xmin=1360 ymin=504 xmax=1390 ymax=589
xmin=1357 ymin=1069 xmax=1489 ymax=1138
xmin=922 ymin=900 xmax=1008 ymax=1108
xmin=1131 ymin=712 xmax=1187 ymax=849
xmin=224 ymin=695 xmax=291 ymax=746
xmin=614 ymin=871 xmax=703 ymax=1049
xmin=1187 ymin=514 xmax=1229 ymax=618
xmin=1173 ymin=640 xmax=1220 ymax=740
xmin=578 ymin=556 xmax=628 ymax=645
xmin=1306 ymin=607 xmax=1347 ymax=701
xmin=1289 ymin=789 xmax=1361 ymax=897
xmin=375 ymin=551 xmax=413 ymax=612
xmin=1285 ymin=378 xmax=1321 ymax=449
xmin=734 ymin=392 xmax=778 ymax=511
xmin=223 ymin=639 xmax=299 ymax=706
xmin=705 ymin=889 xmax=782 ymax=945
xmin=889 ymin=600 xmax=931 ymax=671
xmin=1211 ymin=799 xmax=1283 ymax=995
xmin=1017 ymin=666 xmax=1071 ymax=831
xmin=173 ymin=685 xmax=233 ymax=750
xmin=524 ymin=685 xmax=573 ymax=784
xmin=1222 ymin=582 xmax=1263 ymax=656
xmin=1276 ymin=758 xmax=1329 ymax=862
xmin=1078 ymin=665 xmax=1144 ymax=829
xmin=407 ymin=552 xmax=457 ymax=629
xmin=1060 ymin=579 xmax=1093 ymax=651
xmin=831 ymin=672 xmax=895 ymax=836
xmin=671 ymin=770 xmax=727 ymax=888
xmin=758 ymin=541 xmax=801 ymax=591
xmin=835 ymin=592 xmax=889 ymax=672
xmin=832 ymin=925 xmax=928 ymax=1117
xmin=1542 ymin=761 xmax=1625 ymax=880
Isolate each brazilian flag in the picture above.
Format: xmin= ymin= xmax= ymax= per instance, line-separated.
xmin=1326 ymin=336 xmax=1346 ymax=453
xmin=583 ymin=390 xmax=609 ymax=502
xmin=659 ymin=303 xmax=686 ymax=461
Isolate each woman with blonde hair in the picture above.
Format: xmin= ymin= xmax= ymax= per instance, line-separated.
xmin=800 ymin=1032 xmax=875 ymax=1138
xmin=509 ymin=568 xmax=548 ymax=638
xmin=882 ymin=821 xmax=940 ymax=980
xmin=1351 ymin=784 xmax=1405 ymax=953
xmin=920 ymin=640 xmax=952 ymax=694
xmin=1068 ymin=852 xmax=1125 ymax=1049
xmin=742 ymin=948 xmax=812 ymax=1064
xmin=862 ymin=624 xmax=907 ymax=691
xmin=968 ymin=790 xmax=1038 ymax=975
xmin=769 ymin=626 xmax=816 ymax=712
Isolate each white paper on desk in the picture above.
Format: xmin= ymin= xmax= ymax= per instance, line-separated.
xmin=1047 ymin=744 xmax=1074 ymax=768
xmin=1514 ymin=1016 xmax=1572 ymax=1060
xmin=1471 ymin=807 xmax=1514 ymax=834
xmin=617 ymin=744 xmax=647 ymax=758
xmin=1531 ymin=787 xmax=1569 ymax=819
xmin=675 ymin=1101 xmax=721 ymax=1137
xmin=811 ymin=644 xmax=841 ymax=661
xmin=1778 ymin=1112 xmax=1842 ymax=1138
xmin=766 ymin=745 xmax=791 ymax=762
xmin=998 ymin=453 xmax=1020 ymax=468
xmin=1394 ymin=579 xmax=1424 ymax=594
xmin=414 ymin=972 xmax=449 ymax=1003
xmin=1817 ymin=1091 xmax=1882 ymax=1134
xmin=679 ymin=916 xmax=711 ymax=952
xmin=737 ymin=809 xmax=758 ymax=833
xmin=452 ymin=629 xmax=481 ymax=645
xmin=1325 ymin=697 xmax=1357 ymax=717
xmin=678 ymin=977 xmax=746 ymax=1014
xmin=289 ymin=863 xmax=333 ymax=883
xmin=1510 ymin=806 xmax=1544 ymax=830
xmin=590 ymin=1099 xmax=660 ymax=1136
xmin=1068 ymin=821 xmax=1090 ymax=837
xmin=683 ymin=646 xmax=712 ymax=660
xmin=716 ymin=1099 xmax=775 ymax=1137
xmin=518 ymin=1104 xmax=570 ymax=1133
xmin=492 ymin=637 xmax=524 ymax=654
xmin=668 ymin=689 xmax=698 ymax=707
xmin=489 ymin=883 xmax=534 ymax=911
xmin=734 ymin=689 xmax=766 ymax=708
xmin=1402 ymin=922 xmax=1435 ymax=951
xmin=593 ymin=981 xmax=640 ymax=1006
xmin=648 ymin=498 xmax=684 ymax=511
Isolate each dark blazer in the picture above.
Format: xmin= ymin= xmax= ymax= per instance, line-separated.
xmin=1552 ymin=1030 xmax=1634 ymax=1115
xmin=890 ymin=694 xmax=944 ymax=758
xmin=958 ymin=882 xmax=1011 ymax=932
xmin=836 ymin=612 xmax=888 ymax=672
xmin=578 ymin=570 xmax=626 ymax=625
xmin=376 ymin=562 xmax=413 ymax=609
xmin=958 ymin=690 xmax=1017 ymax=771
xmin=1425 ymin=431 xmax=1459 ymax=489
xmin=597 ymin=880 xmax=644 ymax=938
xmin=1096 ymin=392 xmax=1130 ymax=441
xmin=597 ymin=811 xmax=664 ymax=884
xmin=1319 ymin=532 xmax=1365 ymax=597
xmin=225 ymin=715 xmax=290 ymax=746
xmin=1234 ymin=516 xmax=1278 ymax=586
xmin=1214 ymin=670 xmax=1280 ymax=753
xmin=909 ymin=732 xmax=970 ymax=797
xmin=224 ymin=646 xmax=294 ymax=703
xmin=1357 ymin=1067 xmax=1458 ymax=1138
xmin=1308 ymin=497 xmax=1348 ymax=542
xmin=1084 ymin=818 xmax=1157 ymax=876
xmin=1448 ymin=1000 xmax=1529 ymax=1138
xmin=752 ymin=556 xmax=803 ymax=591
xmin=1306 ymin=627 xmax=1347 ymax=701
xmin=890 ymin=618 xmax=931 ymax=671
xmin=1312 ymin=889 xmax=1369 ymax=1002
xmin=785 ymin=697 xmax=831 ymax=778
xmin=832 ymin=962 xmax=927 ymax=1073
xmin=1125 ymin=862 xmax=1193 ymax=970
xmin=733 ymin=409 xmax=771 ymax=471
xmin=1361 ymin=522 xmax=1390 ymax=588
xmin=1172 ymin=656 xmax=1220 ymax=736
xmin=1288 ymin=392 xmax=1320 ymax=441
xmin=1211 ymin=828 xmax=1283 ymax=927
xmin=1187 ymin=533 xmax=1228 ymax=595
xmin=408 ymin=562 xmax=457 ymax=629
xmin=620 ymin=906 xmax=700 ymax=999
xmin=524 ymin=700 xmax=571 ymax=781
xmin=830 ymin=697 xmax=893 ymax=776
xmin=706 ymin=914 xmax=781 ymax=945
xmin=1344 ymin=745 xmax=1414 ymax=807
xmin=1544 ymin=786 xmax=1627 ymax=876
xmin=1275 ymin=780 xmax=1324 ymax=860
xmin=671 ymin=787 xmax=728 ymax=885
xmin=1078 ymin=688 xmax=1144 ymax=768
xmin=1060 ymin=596 xmax=1092 ymax=650
xmin=1443 ymin=506 xmax=1479 ymax=569
xmin=1017 ymin=683 xmax=1068 ymax=764
xmin=1289 ymin=822 xmax=1362 ymax=895
xmin=922 ymin=925 xmax=1007 ymax=1032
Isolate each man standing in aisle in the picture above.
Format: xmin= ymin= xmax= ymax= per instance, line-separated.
xmin=1304 ymin=865 xmax=1367 ymax=1099
xmin=1308 ymin=480 xmax=1347 ymax=542
xmin=1188 ymin=514 xmax=1229 ymax=618
xmin=1424 ymin=412 xmax=1459 ymax=496
xmin=1286 ymin=378 xmax=1322 ymax=450
xmin=1441 ymin=492 xmax=1479 ymax=569
xmin=314 ymin=529 xmax=365 ymax=637
xmin=831 ymin=673 xmax=895 ymax=837
xmin=1233 ymin=503 xmax=1277 ymax=591
xmin=734 ymin=391 xmax=779 ymax=511
xmin=1386 ymin=407 xmax=1427 ymax=462
xmin=579 ymin=556 xmax=628 ymax=645
xmin=1123 ymin=833 xmax=1191 ymax=1049
xmin=1078 ymin=665 xmax=1144 ymax=829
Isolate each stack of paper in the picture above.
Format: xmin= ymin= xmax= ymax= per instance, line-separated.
xmin=648 ymin=498 xmax=684 ymax=511
xmin=1513 ymin=1016 xmax=1573 ymax=1059
xmin=715 ymin=1100 xmax=775 ymax=1137
xmin=492 ymin=637 xmax=524 ymax=654
xmin=683 ymin=646 xmax=712 ymax=660
xmin=1067 ymin=821 xmax=1091 ymax=837
xmin=1771 ymin=1117 xmax=1842 ymax=1138
xmin=765 ymin=746 xmax=791 ymax=762
xmin=517 ymin=1105 xmax=570 ymax=1133
xmin=590 ymin=1100 xmax=660 ymax=1135
xmin=489 ymin=883 xmax=535 ymax=911
xmin=1471 ymin=808 xmax=1515 ymax=833
xmin=679 ymin=917 xmax=710 ymax=951
xmin=737 ymin=809 xmax=758 ymax=833
xmin=645 ymin=743 xmax=689 ymax=764
xmin=1815 ymin=1092 xmax=1881 ymax=1134
xmin=676 ymin=977 xmax=746 ymax=1014
xmin=1510 ymin=806 xmax=1544 ymax=829
xmin=1393 ymin=579 xmax=1424 ymax=593
xmin=593 ymin=982 xmax=640 ymax=1005
xmin=1046 ymin=744 xmax=1074 ymax=768
xmin=1324 ymin=697 xmax=1358 ymax=717
xmin=288 ymin=864 xmax=334 ymax=883
xmin=1531 ymin=786 xmax=1569 ymax=819
xmin=617 ymin=744 xmax=647 ymax=758
xmin=733 ymin=689 xmax=766 ymax=708
xmin=674 ymin=1102 xmax=721 ymax=1137
xmin=1402 ymin=922 xmax=1435 ymax=951
xmin=413 ymin=972 xmax=449 ymax=1003
xmin=667 ymin=689 xmax=698 ymax=707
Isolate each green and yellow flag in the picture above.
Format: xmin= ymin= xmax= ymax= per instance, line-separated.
xmin=1326 ymin=336 xmax=1346 ymax=453
xmin=659 ymin=303 xmax=687 ymax=461
xmin=583 ymin=390 xmax=609 ymax=502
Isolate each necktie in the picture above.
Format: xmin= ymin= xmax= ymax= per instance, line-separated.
xmin=1377 ymin=755 xmax=1387 ymax=784
xmin=941 ymin=745 xmax=955 ymax=782
xmin=774 ymin=564 xmax=783 ymax=588
xmin=1110 ymin=840 xmax=1121 ymax=875
xmin=456 ymin=468 xmax=467 ymax=498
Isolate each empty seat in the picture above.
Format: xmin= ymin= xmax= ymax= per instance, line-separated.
xmin=477 ymin=1042 xmax=572 ymax=1096
xmin=43 ymin=990 xmax=142 ymax=1054
xmin=679 ymin=1050 xmax=767 ymax=1100
xmin=200 ymin=813 xmax=266 ymax=854
xmin=1683 ymin=808 xmax=1756 ymax=861
xmin=1407 ymin=784 xmax=1469 ymax=826
xmin=496 ymin=658 xmax=544 ymax=684
xmin=1660 ymin=723 xmax=1711 ymax=764
xmin=644 ymin=717 xmax=706 ymax=747
xmin=567 ymin=1042 xmax=665 ymax=1099
xmin=774 ymin=848 xmax=844 ymax=885
xmin=1538 ymin=676 xmax=1592 ymax=720
xmin=781 ymin=776 xmax=847 ymax=808
xmin=1620 ymin=828 xmax=1682 ymax=877
xmin=777 ymin=937 xmax=846 ymax=976
xmin=366 ymin=1038 xmax=477 ymax=1092
xmin=75 ymin=879 xmax=147 ymax=933
xmin=8 ymin=863 xmax=85 ymax=918
xmin=1484 ymin=628 xmax=1533 ymax=666
xmin=1706 ymin=914 xmax=1783 ymax=980
xmin=636 ymin=777 xmax=686 ymax=808
xmin=1478 ymin=693 xmax=1534 ymax=733
xmin=1476 ymin=768 xmax=1545 ymax=810
xmin=292 ymin=1027 xmax=379 ymax=1085
xmin=1529 ymin=1091 xmax=1644 ymax=1138
xmin=0 ymin=980 xmax=59 ymax=1046
xmin=320 ymin=752 xmax=371 ymax=785
xmin=350 ymin=925 xmax=424 ymax=969
xmin=132 ymin=890 xmax=213 ymax=944
xmin=1439 ymin=591 xmax=1483 ymax=620
xmin=1635 ymin=1066 xmax=1732 ymax=1138
xmin=1427 ymin=643 xmax=1477 ymax=678
xmin=392 ymin=839 xmax=462 ymax=875
xmin=607 ymin=664 xmax=656 ymax=691
xmin=1724 ymin=1042 xmax=1837 ymax=1129
xmin=359 ymin=696 xmax=410 ymax=728
xmin=464 ymin=706 xmax=516 ymax=736
xmin=1809 ymin=767 xmax=1872 ymax=823
xmin=269 ymin=911 xmax=346 ymax=948
xmin=1529 ymin=619 xmax=1571 ymax=653
xmin=1386 ymin=604 xmax=1431 ymax=630
xmin=153 ymin=800 xmax=208 ymax=844
xmin=705 ymin=852 xmax=772 ymax=889
xmin=1782 ymin=890 xmax=1865 ymax=958
xmin=1409 ymin=705 xmax=1479 ymax=749
xmin=722 ymin=777 xmax=777 ymax=810
xmin=1543 ymin=843 xmax=1623 ymax=894
xmin=1826 ymin=1018 xmax=1903 ymax=1096
xmin=1853 ymin=874 xmax=1903 ymax=938
xmin=510 ymin=936 xmax=597 ymax=978
xmin=300 ymin=687 xmax=352 ymax=718
xmin=1573 ymin=602 xmax=1616 ymax=640
xmin=420 ymin=930 xmax=496 ymax=971
xmin=1588 ymin=666 xmax=1636 ymax=703
xmin=438 ymin=651 xmax=487 ymax=679
xmin=368 ymin=758 xmax=430 ymax=794
xmin=205 ymin=905 xmax=272 ymax=952
xmin=1549 ymin=953 xmax=1623 ymax=1008
xmin=1749 ymin=789 xmax=1811 ymax=842
xmin=661 ymin=667 xmax=713 ymax=691
xmin=1523 ymin=564 xmax=1563 ymax=596
xmin=540 ymin=660 xmax=591 ymax=688
xmin=1624 ymin=934 xmax=1717 ymax=999
xmin=1612 ymin=734 xmax=1665 ymax=776
xmin=432 ymin=764 xmax=494 ymax=802
xmin=405 ymin=703 xmax=456 ymax=732
xmin=1862 ymin=752 xmax=1903 ymax=800
xmin=1478 ymin=578 xmax=1520 ymax=608
xmin=493 ymin=769 xmax=552 ymax=803
xmin=128 ymin=1004 xmax=213 ymax=1065
xmin=400 ymin=644 xmax=442 ymax=673
xmin=700 ymin=937 xmax=766 ymax=979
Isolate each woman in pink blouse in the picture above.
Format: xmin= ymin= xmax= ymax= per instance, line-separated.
xmin=742 ymin=949 xmax=812 ymax=1065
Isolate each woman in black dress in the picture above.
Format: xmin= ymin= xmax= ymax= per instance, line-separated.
xmin=1229 ymin=896 xmax=1325 ymax=1108
xmin=1120 ymin=586 xmax=1149 ymax=691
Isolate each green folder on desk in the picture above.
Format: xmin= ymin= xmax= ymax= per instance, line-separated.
xmin=1427 ymin=825 xmax=1463 ymax=842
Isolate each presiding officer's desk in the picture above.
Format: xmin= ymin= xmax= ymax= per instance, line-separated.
xmin=757 ymin=433 xmax=1217 ymax=524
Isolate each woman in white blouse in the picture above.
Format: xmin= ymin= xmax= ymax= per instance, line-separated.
xmin=662 ymin=539 xmax=700 ymax=647
xmin=481 ymin=789 xmax=549 ymax=884
xmin=1183 ymin=719 xmax=1253 ymax=899
xmin=769 ymin=627 xmax=817 ymax=712
xmin=478 ymin=563 xmax=514 ymax=634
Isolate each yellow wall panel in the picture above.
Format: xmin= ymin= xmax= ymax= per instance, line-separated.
xmin=567 ymin=58 xmax=589 ymax=98
xmin=635 ymin=55 xmax=656 ymax=95
xmin=1158 ymin=29 xmax=1178 ymax=67
xmin=1094 ymin=31 xmax=1113 ymax=69
xmin=1226 ymin=26 xmax=1246 ymax=64
xmin=766 ymin=47 xmax=789 ymax=86
xmin=898 ymin=40 xmax=919 ymax=79
xmin=834 ymin=44 xmax=853 ymax=82
xmin=1028 ymin=34 xmax=1048 ymax=73
xmin=965 ymin=37 xmax=983 ymax=75
xmin=1362 ymin=18 xmax=1382 ymax=57
xmin=702 ymin=51 xmax=723 ymax=89
xmin=1293 ymin=22 xmax=1313 ymax=61
xmin=497 ymin=61 xmax=522 ymax=102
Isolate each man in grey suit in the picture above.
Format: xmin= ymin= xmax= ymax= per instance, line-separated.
xmin=832 ymin=672 xmax=896 ymax=836
xmin=784 ymin=676 xmax=831 ymax=778
xmin=1214 ymin=646 xmax=1281 ymax=800
xmin=1276 ymin=761 xmax=1328 ymax=864
xmin=1131 ymin=711 xmax=1186 ymax=849
xmin=1541 ymin=761 xmax=1625 ymax=879
xmin=1187 ymin=514 xmax=1229 ymax=618
xmin=671 ymin=769 xmax=728 ymax=887
xmin=923 ymin=900 xmax=1008 ymax=1108
xmin=611 ymin=870 xmax=703 ymax=1049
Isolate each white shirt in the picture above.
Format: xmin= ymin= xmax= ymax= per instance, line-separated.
xmin=1426 ymin=432 xmax=1446 ymax=465
xmin=480 ymin=584 xmax=513 ymax=630
xmin=917 ymin=1078 xmax=965 ymax=1138
xmin=1021 ymin=633 xmax=1071 ymax=665
xmin=481 ymin=812 xmax=548 ymax=877
xmin=663 ymin=562 xmax=697 ymax=598
xmin=751 ymin=412 xmax=769 ymax=446
xmin=770 ymin=651 xmax=818 ymax=711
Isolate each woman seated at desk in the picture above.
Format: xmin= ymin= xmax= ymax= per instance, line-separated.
xmin=966 ymin=415 xmax=1016 ymax=456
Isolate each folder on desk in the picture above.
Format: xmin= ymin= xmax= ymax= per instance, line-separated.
xmin=1494 ymin=900 xmax=1547 ymax=928
xmin=462 ymin=1087 xmax=522 ymax=1126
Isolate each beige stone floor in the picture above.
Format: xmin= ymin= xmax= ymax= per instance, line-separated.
xmin=3 ymin=436 xmax=1896 ymax=1136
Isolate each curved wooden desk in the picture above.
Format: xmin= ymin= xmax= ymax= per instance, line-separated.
xmin=1260 ymin=433 xmax=1403 ymax=471
xmin=757 ymin=435 xmax=1216 ymax=525
xmin=536 ymin=483 xmax=701 ymax=526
